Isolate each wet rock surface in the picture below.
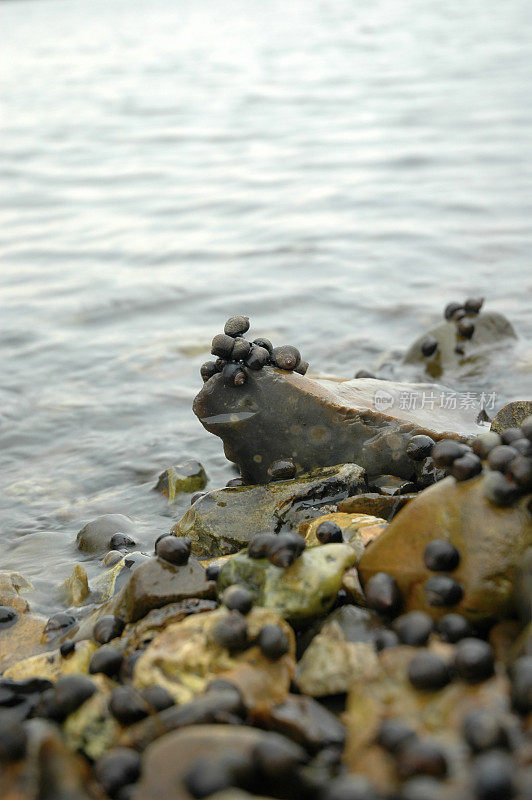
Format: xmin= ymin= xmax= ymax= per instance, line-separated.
xmin=154 ymin=459 xmax=207 ymax=501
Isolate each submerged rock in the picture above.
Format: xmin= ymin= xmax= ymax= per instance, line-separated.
xmin=76 ymin=513 xmax=137 ymax=555
xmin=403 ymin=307 xmax=517 ymax=379
xmin=154 ymin=459 xmax=207 ymax=501
xmin=172 ymin=463 xmax=366 ymax=557
xmin=217 ymin=543 xmax=357 ymax=624
xmin=194 ymin=367 xmax=483 ymax=484
xmin=0 ymin=571 xmax=33 ymax=614
xmin=59 ymin=564 xmax=90 ymax=607
xmin=358 ymin=473 xmax=532 ymax=623
xmin=134 ymin=606 xmax=295 ymax=709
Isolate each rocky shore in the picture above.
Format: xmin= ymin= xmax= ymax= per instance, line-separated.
xmin=1 ymin=306 xmax=531 ymax=800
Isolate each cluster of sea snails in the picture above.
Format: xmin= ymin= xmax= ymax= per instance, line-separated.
xmin=210 ymin=586 xmax=290 ymax=659
xmin=420 ymin=297 xmax=484 ymax=358
xmin=404 ymin=416 xmax=532 ymax=509
xmin=200 ymin=315 xmax=309 ymax=387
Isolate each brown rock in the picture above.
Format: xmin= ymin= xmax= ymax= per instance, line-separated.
xmin=337 ymin=492 xmax=415 ymax=520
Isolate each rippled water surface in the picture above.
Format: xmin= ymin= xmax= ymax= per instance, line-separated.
xmin=1 ymin=0 xmax=531 ymax=612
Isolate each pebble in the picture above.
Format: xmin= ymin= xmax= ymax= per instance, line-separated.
xmin=424 ymin=576 xmax=463 ymax=606
xmin=46 ymin=675 xmax=97 ymax=720
xmin=444 ymin=302 xmax=464 ymax=320
xmin=316 ymin=520 xmax=344 ymax=544
xmin=509 ymin=656 xmax=532 ymax=714
xmin=93 ymin=615 xmax=125 ymax=645
xmin=454 ymin=638 xmax=495 ymax=683
xmin=89 ymin=645 xmax=123 ymax=678
xmin=458 ymin=320 xmax=475 ymax=339
xmin=472 ymin=431 xmax=502 ymax=459
xmin=396 ymin=738 xmax=448 ymax=778
xmin=431 ymin=439 xmax=469 ymax=468
xmin=248 ymin=532 xmax=278 ymax=559
xmin=141 ymin=685 xmax=175 ymax=712
xmin=436 ymin=613 xmax=472 ymax=643
xmin=222 ymin=362 xmax=247 ymax=387
xmin=423 ymin=539 xmax=460 ymax=572
xmin=500 ymin=428 xmax=524 ymax=445
xmin=95 ymin=748 xmax=142 ymax=800
xmin=488 ymin=445 xmax=519 ymax=473
xmin=373 ymin=629 xmax=400 ymax=651
xmin=230 ymin=337 xmax=252 ymax=361
xmin=109 ymin=686 xmax=149 ymax=726
xmin=421 ymin=336 xmax=438 ymax=357
xmin=483 ymin=471 xmax=522 ymax=506
xmin=406 ymin=435 xmax=435 ymax=462
xmin=377 ymin=719 xmax=417 ymax=753
xmin=43 ymin=611 xmax=76 ymax=639
xmin=393 ymin=611 xmax=433 ymax=646
xmin=200 ymin=361 xmax=218 ymax=382
xmin=212 ymin=611 xmax=249 ymax=652
xmin=512 ymin=437 xmax=532 ymax=456
xmin=224 ymin=315 xmax=250 ymax=337
xmin=294 ymin=359 xmax=309 ymax=375
xmin=0 ymin=606 xmax=17 ymax=627
xmin=257 ymin=624 xmax=290 ymax=660
xmin=191 ymin=491 xmax=206 ymax=505
xmin=450 ymin=452 xmax=482 ymax=481
xmin=272 ymin=345 xmax=301 ymax=371
xmin=103 ymin=550 xmax=124 ymax=567
xmin=267 ymin=458 xmax=296 ymax=481
xmin=408 ymin=652 xmax=451 ymax=691
xmin=109 ymin=532 xmax=136 ymax=550
xmin=465 ymin=297 xmax=484 ymax=314
xmin=253 ymin=337 xmax=273 ymax=354
xmin=155 ymin=535 xmax=191 ymax=566
xmin=60 ymin=640 xmax=76 ymax=658
xmin=462 ymin=709 xmax=508 ymax=752
xmin=246 ymin=344 xmax=270 ymax=370
xmin=211 ymin=333 xmax=235 ymax=359
xmin=365 ymin=572 xmax=402 ymax=616
xmin=222 ymin=585 xmax=254 ymax=615
xmin=205 ymin=564 xmax=222 ymax=581
xmin=0 ymin=714 xmax=27 ymax=761
xmin=509 ymin=455 xmax=532 ymax=491
xmin=226 ymin=477 xmax=245 ymax=487
xmin=472 ymin=750 xmax=515 ymax=800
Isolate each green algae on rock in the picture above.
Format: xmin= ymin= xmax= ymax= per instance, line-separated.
xmin=172 ymin=463 xmax=366 ymax=558
xmin=217 ymin=543 xmax=357 ymax=624
xmin=154 ymin=459 xmax=207 ymax=502
xmin=194 ymin=366 xmax=484 ymax=485
xmin=358 ymin=473 xmax=532 ymax=623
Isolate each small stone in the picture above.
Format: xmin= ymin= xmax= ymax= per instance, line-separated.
xmin=43 ymin=611 xmax=76 ymax=640
xmin=472 ymin=432 xmax=502 ymax=459
xmin=424 ymin=576 xmax=463 ymax=606
xmin=141 ymin=685 xmax=175 ymax=712
xmin=294 ymin=360 xmax=309 ymax=375
xmin=222 ymin=362 xmax=247 ymax=387
xmin=211 ymin=333 xmax=235 ymax=359
xmin=512 ymin=438 xmax=532 ymax=456
xmin=500 ymin=427 xmax=523 ymax=445
xmin=396 ymin=738 xmax=448 ymax=779
xmin=109 ymin=686 xmax=148 ymax=726
xmin=458 ymin=320 xmax=475 ymax=339
xmin=191 ymin=492 xmax=206 ymax=505
xmin=316 ymin=520 xmax=344 ymax=544
xmin=205 ymin=564 xmax=222 ymax=581
xmin=406 ymin=435 xmax=435 ymax=462
xmin=509 ymin=455 xmax=532 ymax=491
xmin=272 ymin=345 xmax=301 ymax=371
xmin=483 ymin=471 xmax=522 ymax=506
xmin=465 ymin=298 xmax=484 ymax=314
xmin=510 ymin=656 xmax=532 ymax=714
xmin=42 ymin=675 xmax=96 ymax=721
xmin=200 ymin=361 xmax=217 ymax=382
xmin=408 ymin=652 xmax=450 ymax=691
xmin=257 ymin=624 xmax=290 ymax=660
xmin=155 ymin=535 xmax=191 ymax=566
xmin=95 ymin=748 xmax=141 ymax=800
xmin=462 ymin=709 xmax=508 ymax=753
xmin=60 ymin=640 xmax=76 ymax=658
xmin=431 ymin=439 xmax=469 ymax=468
xmin=373 ymin=629 xmax=400 ymax=651
xmin=444 ymin=302 xmax=464 ymax=320
xmin=103 ymin=550 xmax=124 ymax=567
xmin=393 ymin=611 xmax=433 ymax=646
xmin=222 ymin=585 xmax=254 ymax=615
xmin=488 ymin=445 xmax=519 ymax=473
xmin=423 ymin=540 xmax=460 ymax=572
xmin=450 ymin=452 xmax=482 ymax=481
xmin=436 ymin=614 xmax=472 ymax=643
xmin=454 ymin=638 xmax=494 ymax=683
xmin=421 ymin=336 xmax=438 ymax=357
xmin=212 ymin=611 xmax=249 ymax=652
xmin=109 ymin=532 xmax=136 ymax=550
xmin=248 ymin=533 xmax=278 ymax=559
xmin=224 ymin=315 xmax=250 ymax=337
xmin=253 ymin=337 xmax=273 ymax=354
xmin=267 ymin=459 xmax=296 ymax=481
xmin=0 ymin=714 xmax=27 ymax=761
xmin=472 ymin=750 xmax=515 ymax=800
xmin=93 ymin=615 xmax=125 ymax=645
xmin=377 ymin=719 xmax=417 ymax=753
xmin=365 ymin=572 xmax=402 ymax=616
xmin=77 ymin=513 xmax=137 ymax=554
xmin=89 ymin=646 xmax=123 ymax=678
xmin=230 ymin=337 xmax=252 ymax=361
xmin=246 ymin=345 xmax=270 ymax=370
